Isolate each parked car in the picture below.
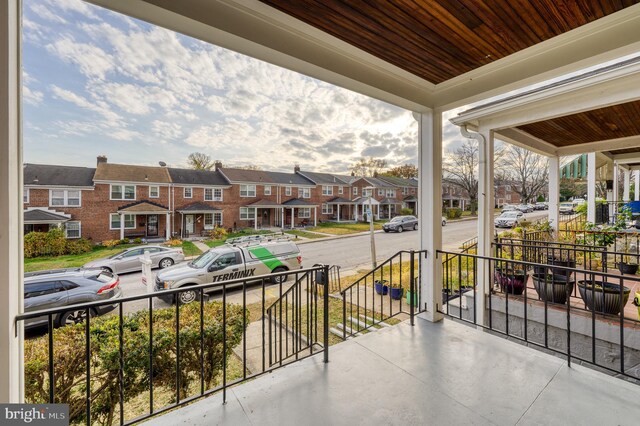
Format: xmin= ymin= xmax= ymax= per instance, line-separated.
xmin=534 ymin=202 xmax=548 ymax=210
xmin=83 ymin=245 xmax=185 ymax=274
xmin=501 ymin=204 xmax=517 ymax=213
xmin=559 ymin=202 xmax=575 ymax=215
xmin=24 ymin=268 xmax=122 ymax=329
xmin=383 ymin=215 xmax=418 ymax=233
xmin=442 ymin=216 xmax=447 ymax=226
xmin=573 ymin=198 xmax=586 ymax=205
xmin=516 ymin=204 xmax=533 ymax=213
xmin=155 ymin=240 xmax=302 ymax=304
xmin=494 ymin=211 xmax=522 ymax=228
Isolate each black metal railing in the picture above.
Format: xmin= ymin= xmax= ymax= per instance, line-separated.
xmin=459 ymin=236 xmax=478 ymax=253
xmin=437 ymin=250 xmax=640 ymax=381
xmin=15 ymin=266 xmax=330 ymax=426
xmin=339 ymin=250 xmax=427 ymax=339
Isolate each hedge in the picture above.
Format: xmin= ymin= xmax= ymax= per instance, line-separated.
xmin=24 ymin=228 xmax=93 ymax=258
xmin=25 ymin=301 xmax=247 ymax=425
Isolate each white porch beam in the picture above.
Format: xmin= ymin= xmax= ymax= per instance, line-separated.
xmin=165 ymin=212 xmax=170 ymax=240
xmin=608 ymin=148 xmax=640 ymax=163
xmin=558 ymin=135 xmax=640 ymax=157
xmin=548 ymin=157 xmax=560 ymax=230
xmin=587 ymin=153 xmax=597 ymax=223
xmin=624 ymin=169 xmax=631 ymax=201
xmin=613 ymin=163 xmax=620 ymax=204
xmin=120 ymin=213 xmax=125 ymax=240
xmin=0 ymin=0 xmax=22 ymax=403
xmin=415 ymin=110 xmax=443 ymax=323
xmin=493 ymin=128 xmax=558 ymax=157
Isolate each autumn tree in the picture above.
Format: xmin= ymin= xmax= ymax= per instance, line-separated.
xmin=502 ymin=145 xmax=549 ymax=203
xmin=443 ymin=140 xmax=478 ymax=214
xmin=187 ymin=152 xmax=215 ymax=170
xmin=384 ymin=164 xmax=418 ymax=179
xmin=350 ymin=157 xmax=388 ymax=177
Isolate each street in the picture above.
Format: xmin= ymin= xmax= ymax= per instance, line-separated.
xmin=116 ymin=210 xmax=549 ymax=307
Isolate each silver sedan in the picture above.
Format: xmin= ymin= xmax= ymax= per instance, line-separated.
xmin=83 ymin=245 xmax=185 ymax=274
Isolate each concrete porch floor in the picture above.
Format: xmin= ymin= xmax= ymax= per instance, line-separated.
xmin=142 ymin=316 xmax=640 ymax=426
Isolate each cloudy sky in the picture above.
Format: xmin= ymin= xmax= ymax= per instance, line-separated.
xmin=22 ymin=0 xmax=470 ymax=173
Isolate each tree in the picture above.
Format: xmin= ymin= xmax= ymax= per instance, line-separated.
xmin=187 ymin=152 xmax=214 ymax=170
xmin=350 ymin=157 xmax=388 ymax=177
xmin=502 ymin=145 xmax=549 ymax=203
xmin=384 ymin=164 xmax=418 ymax=179
xmin=443 ymin=140 xmax=478 ymax=215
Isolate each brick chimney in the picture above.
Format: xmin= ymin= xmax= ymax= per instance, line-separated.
xmin=214 ymin=160 xmax=223 ymax=170
xmin=97 ymin=155 xmax=107 ymax=165
xmin=294 ymin=164 xmax=301 ymax=173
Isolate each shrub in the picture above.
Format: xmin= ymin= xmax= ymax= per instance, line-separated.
xmin=446 ymin=207 xmax=462 ymax=219
xmin=133 ymin=238 xmax=143 ymax=244
xmin=164 ymin=238 xmax=183 ymax=247
xmin=208 ymin=227 xmax=228 ymax=240
xmin=24 ymin=228 xmax=94 ymax=258
xmin=120 ymin=238 xmax=130 ymax=245
xmin=24 ymin=302 xmax=247 ymax=425
xmin=65 ymin=238 xmax=93 ymax=255
xmin=399 ymin=207 xmax=414 ymax=215
xmin=102 ymin=239 xmax=121 ymax=248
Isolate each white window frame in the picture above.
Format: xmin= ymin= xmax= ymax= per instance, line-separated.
xmin=378 ymin=189 xmax=384 ymax=196
xmin=240 ymin=184 xmax=257 ymax=197
xmin=149 ymin=186 xmax=159 ymax=198
xmin=204 ymin=188 xmax=213 ymax=201
xmin=285 ymin=186 xmax=292 ymax=196
xmin=110 ymin=213 xmax=136 ymax=230
xmin=353 ymin=187 xmax=358 ymax=195
xmin=264 ymin=185 xmax=272 ymax=196
xmin=298 ymin=208 xmax=311 ymax=218
xmin=363 ymin=189 xmax=372 ymax=197
xmin=402 ymin=187 xmax=408 ymax=195
xmin=50 ymin=189 xmax=81 ymax=207
xmin=298 ymin=187 xmax=310 ymax=199
xmin=203 ymin=212 xmax=222 ymax=229
xmin=322 ymin=203 xmax=333 ymax=214
xmin=184 ymin=187 xmax=193 ymax=199
xmin=322 ymin=185 xmax=333 ymax=196
xmin=338 ymin=186 xmax=343 ymax=195
xmin=110 ymin=184 xmax=136 ymax=201
xmin=65 ymin=221 xmax=81 ymax=239
xmin=23 ymin=188 xmax=29 ymax=204
xmin=239 ymin=207 xmax=256 ymax=220
xmin=386 ymin=189 xmax=396 ymax=198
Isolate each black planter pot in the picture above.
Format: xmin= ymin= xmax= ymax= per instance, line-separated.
xmin=494 ymin=268 xmax=526 ymax=295
xmin=577 ymin=281 xmax=631 ymax=315
xmin=531 ymin=274 xmax=574 ymax=305
xmin=618 ymin=262 xmax=639 ymax=275
xmin=533 ymin=256 xmax=576 ymax=278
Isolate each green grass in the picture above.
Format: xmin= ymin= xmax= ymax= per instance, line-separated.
xmin=181 ymin=241 xmax=202 ymax=257
xmin=285 ymin=230 xmax=326 ymax=239
xmin=308 ymin=221 xmax=385 ymax=235
xmin=24 ymin=244 xmax=137 ymax=273
xmin=203 ymin=229 xmax=272 ymax=248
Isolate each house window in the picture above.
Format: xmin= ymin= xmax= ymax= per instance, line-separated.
xmin=353 ymin=187 xmax=358 ymax=195
xmin=322 ymin=204 xmax=333 ymax=214
xmin=386 ymin=189 xmax=396 ymax=198
xmin=110 ymin=213 xmax=136 ymax=230
xmin=285 ymin=186 xmax=292 ymax=196
xmin=239 ymin=207 xmax=256 ymax=220
xmin=23 ymin=188 xmax=29 ymax=203
xmin=205 ymin=188 xmax=222 ymax=201
xmin=204 ymin=188 xmax=213 ymax=201
xmin=322 ymin=185 xmax=333 ymax=196
xmin=378 ymin=189 xmax=384 ymax=196
xmin=264 ymin=185 xmax=272 ymax=195
xmin=298 ymin=208 xmax=311 ymax=218
xmin=184 ymin=187 xmax=193 ymax=198
xmin=298 ymin=188 xmax=310 ymax=198
xmin=50 ymin=189 xmax=81 ymax=207
xmin=204 ymin=212 xmax=223 ymax=229
xmin=402 ymin=188 xmax=408 ymax=195
xmin=111 ymin=184 xmax=135 ymax=200
xmin=363 ymin=189 xmax=372 ymax=197
xmin=65 ymin=221 xmax=81 ymax=239
xmin=338 ymin=186 xmax=343 ymax=195
xmin=240 ymin=184 xmax=256 ymax=197
xmin=149 ymin=186 xmax=159 ymax=198
xmin=214 ymin=188 xmax=222 ymax=201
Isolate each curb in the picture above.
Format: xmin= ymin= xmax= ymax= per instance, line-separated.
xmin=293 ymin=229 xmax=385 ymax=245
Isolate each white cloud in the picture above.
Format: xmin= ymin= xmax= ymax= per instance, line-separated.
xmin=50 ymin=0 xmax=100 ymax=20
xmin=50 ymin=85 xmax=121 ymax=123
xmin=152 ymin=120 xmax=182 ymax=140
xmin=29 ymin=3 xmax=67 ymax=24
xmin=46 ymin=36 xmax=114 ymax=80
xmin=23 ymin=86 xmax=44 ymax=105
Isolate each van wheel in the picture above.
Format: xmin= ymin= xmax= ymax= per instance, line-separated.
xmin=177 ymin=286 xmax=199 ymax=304
xmin=272 ymin=267 xmax=288 ymax=284
xmin=59 ymin=308 xmax=96 ymax=327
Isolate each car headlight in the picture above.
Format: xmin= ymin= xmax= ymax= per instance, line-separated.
xmin=163 ymin=280 xmax=175 ymax=289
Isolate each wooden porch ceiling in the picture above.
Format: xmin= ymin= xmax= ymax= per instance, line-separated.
xmin=259 ymin=0 xmax=639 ymax=84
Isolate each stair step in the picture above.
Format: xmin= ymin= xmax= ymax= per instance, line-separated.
xmin=348 ymin=317 xmax=375 ymax=329
xmin=329 ymin=327 xmax=346 ymax=339
xmin=359 ymin=315 xmax=392 ymax=327
xmin=336 ymin=323 xmax=363 ymax=336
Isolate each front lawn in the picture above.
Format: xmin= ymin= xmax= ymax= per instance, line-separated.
xmin=308 ymin=221 xmax=385 ymax=235
xmin=24 ymin=244 xmax=137 ymax=273
xmin=285 ymin=230 xmax=326 ymax=239
xmin=181 ymin=240 xmax=202 ymax=257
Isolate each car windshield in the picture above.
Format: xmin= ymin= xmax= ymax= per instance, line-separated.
xmin=389 ymin=217 xmax=404 ymax=223
xmin=108 ymin=250 xmax=127 ymax=259
xmin=560 ymin=203 xmax=573 ymax=207
xmin=501 ymin=212 xmax=519 ymax=218
xmin=190 ymin=250 xmax=219 ymax=269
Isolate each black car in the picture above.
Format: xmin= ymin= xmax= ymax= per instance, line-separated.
xmin=383 ymin=215 xmax=418 ymax=233
xmin=24 ymin=268 xmax=123 ymax=328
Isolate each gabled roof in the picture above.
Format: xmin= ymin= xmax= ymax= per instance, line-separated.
xmin=94 ymin=162 xmax=171 ymax=184
xmin=297 ymin=170 xmax=351 ymax=185
xmin=177 ymin=202 xmax=223 ymax=213
xmin=219 ymin=167 xmax=314 ymax=185
xmin=326 ymin=197 xmax=355 ymax=204
xmin=24 ymin=164 xmax=95 ymax=187
xmin=267 ymin=171 xmax=315 ymax=186
xmin=282 ymin=198 xmax=316 ymax=206
xmin=352 ymin=197 xmax=380 ymax=205
xmin=245 ymin=199 xmax=284 ymax=208
xmin=24 ymin=208 xmax=70 ymax=224
xmin=117 ymin=200 xmax=169 ymax=213
xmin=379 ymin=198 xmax=401 ymax=205
xmin=377 ymin=175 xmax=418 ymax=188
xmin=352 ymin=176 xmax=394 ymax=188
xmin=168 ymin=168 xmax=229 ymax=186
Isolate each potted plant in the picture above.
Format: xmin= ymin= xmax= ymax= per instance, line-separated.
xmin=389 ymin=282 xmax=403 ymax=300
xmin=494 ymin=265 xmax=527 ymax=295
xmin=531 ymin=273 xmax=574 ymax=304
xmin=577 ymin=280 xmax=631 ymax=315
xmin=406 ymin=289 xmax=417 ymax=306
xmin=374 ymin=279 xmax=388 ymax=295
xmin=617 ymin=240 xmax=639 ymax=275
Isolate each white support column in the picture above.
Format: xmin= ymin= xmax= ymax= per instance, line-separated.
xmin=337 ymin=205 xmax=341 ymax=222
xmin=313 ymin=206 xmax=317 ymax=226
xmin=280 ymin=207 xmax=284 ymax=229
xmin=476 ymin=127 xmax=494 ymax=327
xmin=165 ymin=212 xmax=170 ymax=240
xmin=613 ymin=162 xmax=619 ymax=220
xmin=416 ymin=110 xmax=443 ymax=323
xmin=254 ymin=208 xmax=258 ymax=230
xmin=587 ymin=152 xmax=596 ymax=223
xmin=624 ymin=169 xmax=631 ymax=202
xmin=548 ymin=156 xmax=560 ymax=230
xmin=0 ymin=0 xmax=22 ymax=403
xmin=291 ymin=208 xmax=294 ymax=228
xmin=120 ymin=213 xmax=125 ymax=240
xmin=635 ymin=171 xmax=640 ymax=201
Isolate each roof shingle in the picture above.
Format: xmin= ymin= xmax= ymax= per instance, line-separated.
xmin=24 ymin=163 xmax=95 ymax=187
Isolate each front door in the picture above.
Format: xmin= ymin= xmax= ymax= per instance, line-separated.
xmin=147 ymin=215 xmax=158 ymax=237
xmin=185 ymin=215 xmax=195 ymax=235
xmin=262 ymin=209 xmax=270 ymax=227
